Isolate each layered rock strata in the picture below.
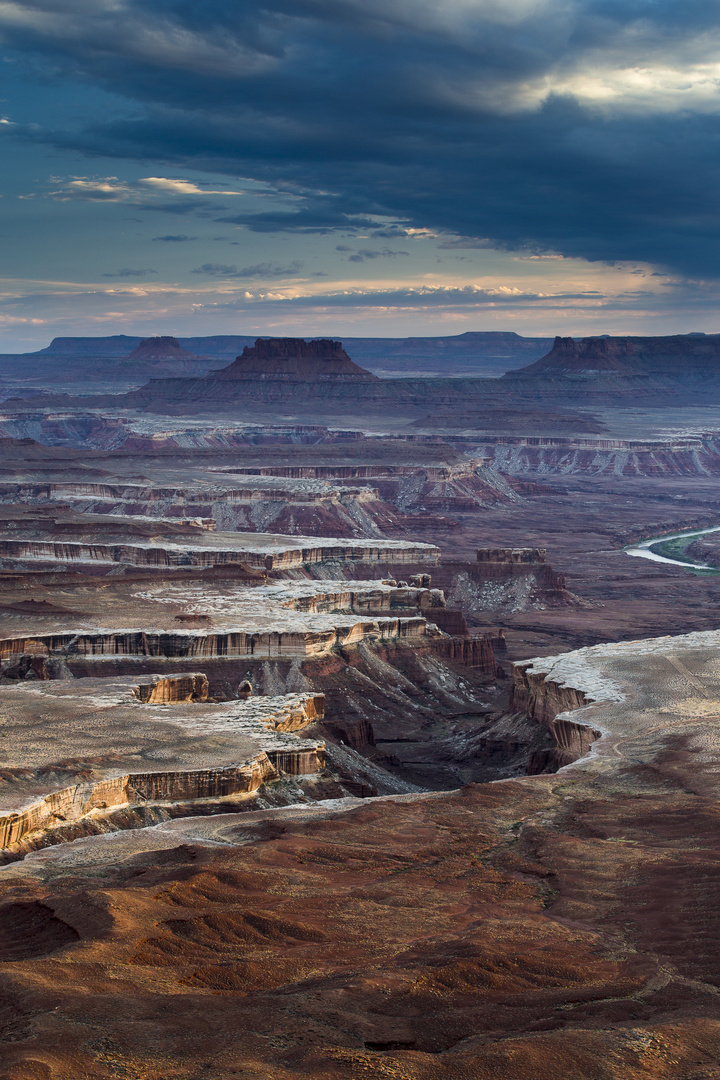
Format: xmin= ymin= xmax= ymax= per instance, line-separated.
xmin=211 ymin=337 xmax=378 ymax=382
xmin=511 ymin=333 xmax=720 ymax=379
xmin=124 ymin=336 xmax=199 ymax=364
xmin=508 ymin=631 xmax=720 ymax=772
xmin=471 ymin=435 xmax=720 ymax=477
xmin=0 ymin=618 xmax=434 ymax=662
xmin=132 ymin=672 xmax=209 ymax=703
xmin=0 ymin=532 xmax=438 ymax=570
xmin=0 ymin=458 xmax=514 ymax=534
xmin=0 ymin=678 xmax=326 ymax=856
xmin=495 ymin=333 xmax=720 ymax=405
xmin=477 ymin=547 xmax=546 ymax=564
xmin=0 ymin=580 xmax=446 ymax=661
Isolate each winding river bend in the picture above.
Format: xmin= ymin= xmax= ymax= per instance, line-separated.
xmin=626 ymin=524 xmax=720 ymax=572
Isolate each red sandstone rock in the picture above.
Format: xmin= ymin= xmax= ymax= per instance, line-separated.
xmin=477 ymin=547 xmax=547 ymax=564
xmin=213 ymin=337 xmax=378 ymax=381
xmin=124 ymin=336 xmax=199 ymax=362
xmin=511 ymin=333 xmax=720 ymax=379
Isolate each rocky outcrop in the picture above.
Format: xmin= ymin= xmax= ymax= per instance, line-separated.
xmin=322 ymin=717 xmax=376 ymax=751
xmin=471 ymin=435 xmax=720 ymax=477
xmin=436 ymin=633 xmax=499 ymax=674
xmin=477 ymin=548 xmax=546 ymax=564
xmin=511 ymin=660 xmax=595 ymax=723
xmin=0 ymin=652 xmax=73 ymax=681
xmin=511 ymin=657 xmax=603 ymax=771
xmin=421 ymin=607 xmax=468 ymax=635
xmin=0 ymin=687 xmax=327 ymax=856
xmin=132 ymin=673 xmax=209 ymax=704
xmin=0 ymin=754 xmax=285 ymax=854
xmin=222 ymin=461 xmax=513 ymax=515
xmin=440 ymin=558 xmax=572 ymax=614
xmin=212 ymin=338 xmax=378 ymax=382
xmin=495 ymin=334 xmax=720 ymax=405
xmin=124 ymin=336 xmax=199 ymax=363
xmin=509 ymin=333 xmax=720 ymax=379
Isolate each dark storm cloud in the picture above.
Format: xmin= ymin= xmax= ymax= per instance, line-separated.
xmin=4 ymin=1 xmax=720 ymax=275
xmin=191 ymin=260 xmax=303 ymax=278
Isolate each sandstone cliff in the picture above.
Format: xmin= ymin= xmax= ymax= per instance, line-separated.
xmin=507 ymin=333 xmax=720 ymax=380
xmin=124 ymin=336 xmax=200 ymax=363
xmin=211 ymin=337 xmax=378 ymax=382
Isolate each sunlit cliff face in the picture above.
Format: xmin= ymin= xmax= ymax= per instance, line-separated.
xmin=1 ymin=0 xmax=720 ymax=346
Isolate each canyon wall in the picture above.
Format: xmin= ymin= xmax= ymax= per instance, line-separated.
xmin=511 ymin=660 xmax=603 ymax=772
xmin=0 ymin=618 xmax=434 ymax=663
xmin=0 ymin=688 xmax=327 ymax=858
xmin=0 ymin=536 xmax=438 ymax=570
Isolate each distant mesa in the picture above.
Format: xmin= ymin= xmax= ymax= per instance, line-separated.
xmin=508 ymin=334 xmax=720 ymax=379
xmin=524 ymin=336 xmax=635 ymax=377
xmin=125 ymin=336 xmax=199 ymax=362
xmin=213 ymin=337 xmax=379 ymax=382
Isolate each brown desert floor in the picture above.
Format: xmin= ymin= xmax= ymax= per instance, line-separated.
xmin=1 ymin=633 xmax=720 ymax=1077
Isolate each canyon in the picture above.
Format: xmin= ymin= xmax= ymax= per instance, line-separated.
xmin=4 ymin=628 xmax=720 ymax=1078
xmin=2 ymin=333 xmax=720 ymax=1078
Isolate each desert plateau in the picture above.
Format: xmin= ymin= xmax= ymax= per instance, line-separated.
xmin=0 ymin=330 xmax=718 ymax=1078
xmin=4 ymin=3 xmax=720 ymax=1074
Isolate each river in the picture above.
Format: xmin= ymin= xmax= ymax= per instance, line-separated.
xmin=626 ymin=524 xmax=720 ymax=571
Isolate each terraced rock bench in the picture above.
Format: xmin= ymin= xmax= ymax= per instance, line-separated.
xmin=0 ymin=677 xmax=325 ymax=857
xmin=0 ymin=532 xmax=439 ymax=571
xmin=0 ymin=580 xmax=446 ymax=662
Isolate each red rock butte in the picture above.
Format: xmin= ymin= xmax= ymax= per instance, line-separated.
xmin=213 ymin=337 xmax=379 ymax=381
xmin=125 ymin=336 xmax=199 ymax=362
xmin=510 ymin=333 xmax=720 ymax=378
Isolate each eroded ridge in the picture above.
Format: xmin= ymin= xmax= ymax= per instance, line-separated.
xmin=0 ymin=579 xmax=446 ymax=662
xmin=0 ymin=676 xmax=326 ymax=858
xmin=511 ymin=628 xmax=720 ymax=777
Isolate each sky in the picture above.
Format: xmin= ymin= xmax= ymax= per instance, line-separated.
xmin=2 ymin=0 xmax=720 ymax=351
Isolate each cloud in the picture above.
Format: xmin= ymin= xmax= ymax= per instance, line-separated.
xmin=191 ymin=260 xmax=304 ymax=278
xmin=5 ymin=1 xmax=720 ymax=274
xmin=35 ymin=176 xmax=241 ymax=208
xmin=139 ymin=177 xmax=241 ymax=195
xmin=337 ymin=247 xmax=410 ymax=263
xmin=152 ymin=234 xmax=197 ymax=241
xmin=215 ymin=205 xmax=379 ymax=235
xmin=53 ymin=177 xmax=132 ymax=201
xmin=101 ymin=268 xmax=158 ymax=278
xmin=208 ymin=283 xmax=605 ymax=311
xmin=436 ymin=237 xmax=494 ymax=250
